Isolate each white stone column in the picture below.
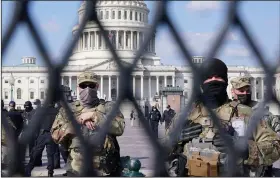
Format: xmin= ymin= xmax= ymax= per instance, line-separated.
xmin=172 ymin=75 xmax=175 ymax=87
xmin=83 ymin=33 xmax=85 ymax=50
xmin=96 ymin=31 xmax=99 ymax=49
xmin=108 ymin=75 xmax=111 ymax=101
xmin=116 ymin=31 xmax=119 ymax=49
xmin=87 ymin=32 xmax=90 ymax=50
xmin=141 ymin=75 xmax=143 ymax=100
xmin=156 ymin=76 xmax=159 ymax=94
xmin=124 ymin=31 xmax=126 ymax=49
xmin=133 ymin=75 xmax=136 ymax=97
xmin=261 ymin=77 xmax=264 ymax=100
xmin=164 ymin=76 xmax=167 ymax=87
xmin=117 ymin=76 xmax=119 ymax=98
xmin=149 ymin=76 xmax=151 ymax=100
xmin=100 ymin=75 xmax=103 ymax=99
xmin=131 ymin=31 xmax=133 ymax=50
xmin=69 ymin=76 xmax=72 ymax=90
xmin=137 ymin=31 xmax=139 ymax=49
xmin=61 ymin=76 xmax=64 ymax=85
xmin=254 ymin=78 xmax=257 ymax=100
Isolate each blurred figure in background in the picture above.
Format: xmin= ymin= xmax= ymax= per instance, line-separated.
xmin=161 ymin=105 xmax=176 ymax=130
xmin=148 ymin=106 xmax=161 ymax=138
xmin=25 ymin=103 xmax=57 ymax=177
xmin=130 ymin=110 xmax=136 ymax=127
xmin=8 ymin=101 xmax=23 ymax=138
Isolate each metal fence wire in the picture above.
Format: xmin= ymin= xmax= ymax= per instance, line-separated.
xmin=2 ymin=0 xmax=280 ymax=177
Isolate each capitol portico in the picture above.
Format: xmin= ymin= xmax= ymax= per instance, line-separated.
xmin=2 ymin=1 xmax=280 ymax=116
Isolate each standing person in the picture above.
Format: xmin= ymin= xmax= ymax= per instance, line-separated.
xmin=130 ymin=110 xmax=135 ymax=127
xmin=166 ymin=58 xmax=280 ymax=177
xmin=25 ymin=103 xmax=57 ymax=177
xmin=50 ymin=71 xmax=125 ymax=176
xmin=148 ymin=106 xmax=161 ymax=138
xmin=7 ymin=101 xmax=23 ymax=138
xmin=22 ymin=101 xmax=41 ymax=166
xmin=1 ymin=100 xmax=16 ymax=169
xmin=161 ymin=105 xmax=176 ymax=130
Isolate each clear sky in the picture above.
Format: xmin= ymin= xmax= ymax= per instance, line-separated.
xmin=2 ymin=1 xmax=279 ymax=67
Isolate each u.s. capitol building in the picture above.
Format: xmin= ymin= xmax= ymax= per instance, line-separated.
xmin=2 ymin=1 xmax=280 ymax=116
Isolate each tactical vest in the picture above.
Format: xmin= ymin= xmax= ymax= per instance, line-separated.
xmin=182 ymin=101 xmax=251 ymax=177
xmin=67 ymin=101 xmax=120 ymax=175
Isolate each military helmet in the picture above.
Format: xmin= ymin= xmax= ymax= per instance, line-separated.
xmin=231 ymin=76 xmax=250 ymax=89
xmin=77 ymin=71 xmax=98 ymax=85
xmin=128 ymin=159 xmax=141 ymax=172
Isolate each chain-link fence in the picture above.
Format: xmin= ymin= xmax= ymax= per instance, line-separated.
xmin=2 ymin=0 xmax=280 ymax=177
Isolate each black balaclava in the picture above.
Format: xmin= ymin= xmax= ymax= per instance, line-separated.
xmin=200 ymin=58 xmax=229 ymax=109
xmin=237 ymin=93 xmax=251 ymax=105
xmin=24 ymin=101 xmax=33 ymax=112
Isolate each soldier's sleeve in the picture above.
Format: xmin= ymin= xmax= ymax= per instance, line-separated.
xmin=104 ymin=101 xmax=125 ymax=136
xmin=51 ymin=106 xmax=75 ymax=144
xmin=266 ymin=115 xmax=280 ymax=133
xmin=242 ymin=108 xmax=280 ymax=166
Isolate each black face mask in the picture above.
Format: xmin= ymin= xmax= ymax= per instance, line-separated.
xmin=237 ymin=93 xmax=251 ymax=105
xmin=24 ymin=106 xmax=33 ymax=112
xmin=201 ymin=81 xmax=228 ymax=109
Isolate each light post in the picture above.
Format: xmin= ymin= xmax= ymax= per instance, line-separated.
xmin=8 ymin=73 xmax=15 ymax=101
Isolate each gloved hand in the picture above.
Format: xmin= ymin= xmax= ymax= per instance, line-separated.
xmin=179 ymin=121 xmax=202 ymax=142
xmin=213 ymin=132 xmax=249 ymax=159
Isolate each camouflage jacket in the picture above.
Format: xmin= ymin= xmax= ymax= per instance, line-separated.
xmin=166 ymin=100 xmax=280 ymax=167
xmin=50 ymin=100 xmax=125 ymax=175
xmin=265 ymin=115 xmax=280 ymax=133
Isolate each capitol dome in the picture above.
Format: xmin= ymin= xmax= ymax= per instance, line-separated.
xmin=69 ymin=0 xmax=159 ymax=66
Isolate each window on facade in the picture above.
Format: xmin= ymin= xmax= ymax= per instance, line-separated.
xmin=40 ymin=80 xmax=44 ymax=83
xmin=105 ymin=11 xmax=109 ymax=19
xmin=184 ymin=92 xmax=188 ymax=99
xmin=100 ymin=11 xmax=103 ymax=20
xmin=135 ymin=12 xmax=137 ymax=21
xmin=256 ymin=81 xmax=258 ymax=85
xmin=256 ymin=92 xmax=259 ymax=99
xmin=184 ymin=80 xmax=188 ymax=83
xmin=118 ymin=11 xmax=121 ymax=19
xmin=18 ymin=80 xmax=21 ymax=83
xmin=124 ymin=11 xmax=127 ymax=19
xmin=40 ymin=91 xmax=45 ymax=100
xmin=30 ymin=79 xmax=34 ymax=84
xmin=17 ymin=88 xmax=22 ymax=99
xmin=5 ymin=80 xmax=8 ymax=83
xmin=130 ymin=11 xmax=132 ymax=20
xmin=112 ymin=11 xmax=115 ymax=19
xmin=4 ymin=91 xmax=8 ymax=99
xmin=139 ymin=13 xmax=142 ymax=21
xmin=30 ymin=92 xmax=34 ymax=99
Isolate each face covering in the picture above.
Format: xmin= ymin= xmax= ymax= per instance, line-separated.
xmin=237 ymin=93 xmax=251 ymax=105
xmin=201 ymin=81 xmax=228 ymax=109
xmin=25 ymin=106 xmax=32 ymax=112
xmin=79 ymin=87 xmax=99 ymax=108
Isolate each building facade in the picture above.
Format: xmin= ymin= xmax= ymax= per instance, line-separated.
xmin=2 ymin=1 xmax=280 ymax=116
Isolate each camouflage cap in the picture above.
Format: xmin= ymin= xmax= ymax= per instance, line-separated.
xmin=77 ymin=71 xmax=98 ymax=85
xmin=231 ymin=76 xmax=250 ymax=89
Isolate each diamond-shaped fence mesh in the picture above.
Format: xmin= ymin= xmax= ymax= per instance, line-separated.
xmin=1 ymin=0 xmax=280 ymax=177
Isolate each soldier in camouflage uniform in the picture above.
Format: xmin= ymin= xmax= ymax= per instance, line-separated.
xmin=231 ymin=76 xmax=280 ymax=132
xmin=51 ymin=71 xmax=125 ymax=176
xmin=166 ymin=58 xmax=280 ymax=177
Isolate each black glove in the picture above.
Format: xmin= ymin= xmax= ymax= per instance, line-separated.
xmin=213 ymin=132 xmax=249 ymax=159
xmin=179 ymin=121 xmax=202 ymax=142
